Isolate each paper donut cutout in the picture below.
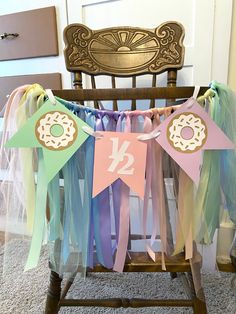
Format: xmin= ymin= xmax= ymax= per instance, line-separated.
xmin=35 ymin=111 xmax=78 ymax=150
xmin=167 ymin=112 xmax=207 ymax=153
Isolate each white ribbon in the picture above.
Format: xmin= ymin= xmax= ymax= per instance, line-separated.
xmin=192 ymin=85 xmax=201 ymax=99
xmin=187 ymin=86 xmax=201 ymax=109
xmin=45 ymin=89 xmax=57 ymax=105
xmin=137 ymin=128 xmax=161 ymax=141
xmin=82 ymin=126 xmax=103 ymax=139
xmin=83 ymin=125 xmax=161 ymax=141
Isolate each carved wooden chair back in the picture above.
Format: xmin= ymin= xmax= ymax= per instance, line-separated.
xmin=63 ymin=22 xmax=185 ymax=109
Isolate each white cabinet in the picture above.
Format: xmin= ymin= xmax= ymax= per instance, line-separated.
xmin=0 ymin=0 xmax=71 ymax=88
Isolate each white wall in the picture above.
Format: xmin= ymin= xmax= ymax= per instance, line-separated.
xmin=228 ymin=0 xmax=236 ymax=91
xmin=0 ymin=0 xmax=233 ymax=89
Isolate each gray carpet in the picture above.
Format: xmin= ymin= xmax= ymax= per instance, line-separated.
xmin=0 ymin=240 xmax=236 ymax=314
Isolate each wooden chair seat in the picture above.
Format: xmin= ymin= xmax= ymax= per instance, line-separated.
xmin=91 ymin=252 xmax=191 ymax=273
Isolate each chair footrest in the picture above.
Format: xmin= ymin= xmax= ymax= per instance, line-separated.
xmin=217 ymin=261 xmax=236 ymax=272
xmin=59 ymin=297 xmax=194 ymax=308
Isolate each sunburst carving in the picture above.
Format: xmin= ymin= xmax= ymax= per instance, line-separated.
xmin=90 ymin=31 xmax=159 ymax=52
xmin=89 ymin=29 xmax=160 ymax=71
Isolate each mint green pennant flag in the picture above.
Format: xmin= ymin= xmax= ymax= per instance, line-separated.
xmin=6 ymin=99 xmax=90 ymax=182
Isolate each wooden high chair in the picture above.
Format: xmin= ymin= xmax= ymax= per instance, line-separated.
xmin=45 ymin=22 xmax=208 ymax=313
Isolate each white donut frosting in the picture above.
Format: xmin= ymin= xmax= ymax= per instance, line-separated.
xmin=168 ymin=113 xmax=207 ymax=152
xmin=36 ymin=111 xmax=77 ymax=150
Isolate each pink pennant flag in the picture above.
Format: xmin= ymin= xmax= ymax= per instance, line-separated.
xmin=93 ymin=131 xmax=147 ymax=198
xmin=156 ymin=98 xmax=235 ymax=184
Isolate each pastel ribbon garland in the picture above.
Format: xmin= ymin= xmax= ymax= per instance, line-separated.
xmin=4 ymin=85 xmax=235 ymax=278
xmin=3 ymin=83 xmax=236 ymax=303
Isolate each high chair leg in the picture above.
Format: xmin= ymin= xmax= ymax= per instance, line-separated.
xmin=45 ymin=271 xmax=62 ymax=314
xmin=188 ymin=272 xmax=208 ymax=314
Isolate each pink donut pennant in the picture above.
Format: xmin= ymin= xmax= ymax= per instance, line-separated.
xmin=155 ymin=98 xmax=235 ymax=184
xmin=93 ymin=131 xmax=147 ymax=198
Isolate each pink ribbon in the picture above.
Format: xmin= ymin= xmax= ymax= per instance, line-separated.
xmin=113 ymin=115 xmax=131 ymax=272
xmin=142 ymin=114 xmax=157 ymax=260
xmin=152 ymin=113 xmax=169 ymax=269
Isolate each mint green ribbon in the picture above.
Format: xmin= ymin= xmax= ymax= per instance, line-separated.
xmin=48 ymin=173 xmax=63 ymax=241
xmin=24 ymin=149 xmax=48 ymax=271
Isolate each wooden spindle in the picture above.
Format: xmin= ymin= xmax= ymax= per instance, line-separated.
xmin=91 ymin=75 xmax=99 ymax=108
xmin=150 ymin=74 xmax=157 ymax=108
xmin=111 ymin=76 xmax=118 ymax=111
xmin=131 ymin=76 xmax=136 ymax=110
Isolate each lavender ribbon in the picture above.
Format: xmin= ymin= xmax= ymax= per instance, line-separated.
xmin=111 ymin=113 xmax=125 ymax=250
xmin=93 ymin=112 xmax=113 ymax=268
xmin=84 ymin=111 xmax=96 ymax=268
